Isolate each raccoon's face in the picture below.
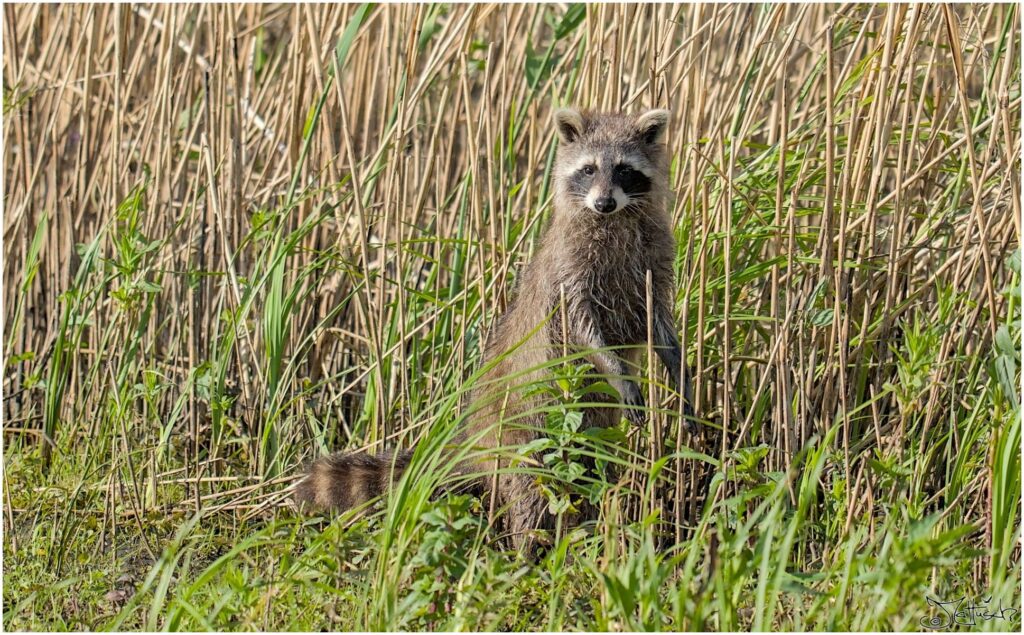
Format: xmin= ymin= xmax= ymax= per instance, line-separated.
xmin=552 ymin=108 xmax=670 ymax=215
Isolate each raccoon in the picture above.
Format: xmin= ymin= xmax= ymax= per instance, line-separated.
xmin=295 ymin=108 xmax=694 ymax=551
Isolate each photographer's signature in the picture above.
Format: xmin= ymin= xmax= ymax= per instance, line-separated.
xmin=920 ymin=595 xmax=1019 ymax=629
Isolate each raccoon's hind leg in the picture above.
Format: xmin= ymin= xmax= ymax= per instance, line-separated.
xmin=499 ymin=473 xmax=556 ymax=556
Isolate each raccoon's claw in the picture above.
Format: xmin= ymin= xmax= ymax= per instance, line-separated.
xmin=679 ymin=370 xmax=697 ymax=434
xmin=624 ymin=405 xmax=646 ymax=427
xmin=621 ymin=382 xmax=646 ymax=426
xmin=680 ymin=400 xmax=696 ymax=434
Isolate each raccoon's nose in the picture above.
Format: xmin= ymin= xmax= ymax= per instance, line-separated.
xmin=594 ymin=196 xmax=617 ymax=214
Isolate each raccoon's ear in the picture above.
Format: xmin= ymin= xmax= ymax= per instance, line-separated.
xmin=636 ymin=109 xmax=670 ymax=145
xmin=554 ymin=108 xmax=584 ymax=144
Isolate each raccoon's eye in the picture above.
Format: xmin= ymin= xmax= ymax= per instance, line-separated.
xmin=581 ymin=165 xmax=596 ymax=176
xmin=614 ymin=164 xmax=635 ymax=176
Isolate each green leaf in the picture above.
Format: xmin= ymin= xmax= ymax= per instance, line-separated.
xmin=334 ymin=3 xmax=374 ymax=74
xmin=552 ymin=4 xmax=586 ymax=40
xmin=809 ymin=308 xmax=834 ymax=327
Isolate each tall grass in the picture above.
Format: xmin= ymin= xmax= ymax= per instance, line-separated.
xmin=3 ymin=3 xmax=1020 ymax=630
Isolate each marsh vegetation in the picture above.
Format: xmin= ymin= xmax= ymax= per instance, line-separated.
xmin=3 ymin=3 xmax=1021 ymax=630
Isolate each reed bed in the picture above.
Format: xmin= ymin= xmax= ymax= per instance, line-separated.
xmin=3 ymin=3 xmax=1021 ymax=630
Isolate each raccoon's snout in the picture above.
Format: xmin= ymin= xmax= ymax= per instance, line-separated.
xmin=594 ymin=196 xmax=617 ymax=214
xmin=587 ymin=187 xmax=625 ymax=214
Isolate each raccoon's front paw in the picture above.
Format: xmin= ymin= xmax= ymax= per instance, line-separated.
xmin=680 ymin=374 xmax=697 ymax=433
xmin=680 ymin=399 xmax=697 ymax=434
xmin=621 ymin=382 xmax=646 ymax=426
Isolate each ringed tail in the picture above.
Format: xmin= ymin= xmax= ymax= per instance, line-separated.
xmin=294 ymin=450 xmax=413 ymax=511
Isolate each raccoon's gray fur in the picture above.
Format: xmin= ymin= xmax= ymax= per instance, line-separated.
xmin=295 ymin=108 xmax=694 ymax=551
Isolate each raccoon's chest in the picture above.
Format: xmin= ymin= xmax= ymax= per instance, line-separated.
xmin=576 ymin=225 xmax=660 ymax=345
